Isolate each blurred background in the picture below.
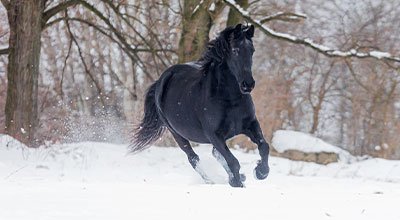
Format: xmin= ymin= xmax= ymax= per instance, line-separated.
xmin=1 ymin=0 xmax=399 ymax=159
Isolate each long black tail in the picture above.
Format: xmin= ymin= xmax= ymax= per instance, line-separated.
xmin=130 ymin=82 xmax=165 ymax=153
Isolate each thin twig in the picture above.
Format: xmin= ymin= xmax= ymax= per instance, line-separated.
xmin=65 ymin=12 xmax=105 ymax=105
xmin=0 ymin=47 xmax=8 ymax=55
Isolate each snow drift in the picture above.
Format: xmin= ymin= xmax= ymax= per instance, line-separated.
xmin=1 ymin=133 xmax=400 ymax=220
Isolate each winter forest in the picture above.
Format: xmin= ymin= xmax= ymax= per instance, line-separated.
xmin=1 ymin=0 xmax=400 ymax=158
xmin=0 ymin=0 xmax=400 ymax=219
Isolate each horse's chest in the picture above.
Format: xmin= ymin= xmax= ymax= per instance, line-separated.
xmin=206 ymin=99 xmax=254 ymax=137
xmin=224 ymin=107 xmax=248 ymax=135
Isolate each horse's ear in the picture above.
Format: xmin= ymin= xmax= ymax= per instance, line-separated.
xmin=245 ymin=25 xmax=255 ymax=38
xmin=234 ymin=24 xmax=242 ymax=32
xmin=233 ymin=23 xmax=242 ymax=37
xmin=225 ymin=24 xmax=242 ymax=41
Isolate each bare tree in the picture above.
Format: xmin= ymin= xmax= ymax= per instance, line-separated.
xmin=0 ymin=0 xmax=174 ymax=145
xmin=2 ymin=0 xmax=44 ymax=145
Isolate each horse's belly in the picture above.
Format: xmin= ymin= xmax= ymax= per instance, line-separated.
xmin=165 ymin=113 xmax=209 ymax=143
xmin=173 ymin=126 xmax=209 ymax=143
xmin=162 ymin=98 xmax=209 ymax=143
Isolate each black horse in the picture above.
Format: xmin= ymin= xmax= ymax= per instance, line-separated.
xmin=131 ymin=24 xmax=270 ymax=187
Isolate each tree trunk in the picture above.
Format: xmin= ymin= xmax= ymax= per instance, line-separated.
xmin=310 ymin=105 xmax=321 ymax=134
xmin=5 ymin=0 xmax=44 ymax=146
xmin=226 ymin=0 xmax=248 ymax=26
xmin=178 ymin=0 xmax=213 ymax=63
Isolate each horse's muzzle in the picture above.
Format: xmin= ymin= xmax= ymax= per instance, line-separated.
xmin=239 ymin=80 xmax=255 ymax=94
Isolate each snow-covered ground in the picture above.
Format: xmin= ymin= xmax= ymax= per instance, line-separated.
xmin=0 ymin=134 xmax=399 ymax=220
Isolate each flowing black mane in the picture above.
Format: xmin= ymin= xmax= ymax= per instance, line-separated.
xmin=198 ymin=26 xmax=235 ymax=67
xmin=198 ymin=24 xmax=253 ymax=74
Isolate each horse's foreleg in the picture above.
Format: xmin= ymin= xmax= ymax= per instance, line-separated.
xmin=171 ymin=132 xmax=213 ymax=184
xmin=212 ymin=147 xmax=246 ymax=182
xmin=243 ymin=120 xmax=270 ymax=180
xmin=208 ymin=136 xmax=243 ymax=187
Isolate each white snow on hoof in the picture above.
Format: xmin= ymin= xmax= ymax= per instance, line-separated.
xmin=240 ymin=173 xmax=246 ymax=182
xmin=194 ymin=157 xmax=226 ymax=184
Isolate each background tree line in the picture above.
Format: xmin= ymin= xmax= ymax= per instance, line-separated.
xmin=0 ymin=0 xmax=399 ymax=159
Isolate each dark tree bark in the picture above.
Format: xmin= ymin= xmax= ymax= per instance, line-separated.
xmin=5 ymin=0 xmax=45 ymax=145
xmin=178 ymin=0 xmax=213 ymax=63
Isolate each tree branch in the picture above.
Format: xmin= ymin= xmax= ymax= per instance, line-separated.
xmin=109 ymin=70 xmax=137 ymax=100
xmin=43 ymin=17 xmax=66 ymax=30
xmin=260 ymin=12 xmax=307 ymax=23
xmin=68 ymin=17 xmax=156 ymax=81
xmin=76 ymin=0 xmax=157 ymax=81
xmin=43 ymin=0 xmax=173 ymax=81
xmin=344 ymin=59 xmax=370 ymax=92
xmin=42 ymin=0 xmax=80 ymax=24
xmin=65 ymin=15 xmax=105 ymax=105
xmin=100 ymin=0 xmax=171 ymax=70
xmin=66 ymin=17 xmax=174 ymax=53
xmin=223 ymin=0 xmax=400 ymax=63
xmin=0 ymin=47 xmax=8 ymax=55
xmin=60 ymin=18 xmax=73 ymax=98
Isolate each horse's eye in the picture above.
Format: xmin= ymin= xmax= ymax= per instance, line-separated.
xmin=232 ymin=48 xmax=239 ymax=56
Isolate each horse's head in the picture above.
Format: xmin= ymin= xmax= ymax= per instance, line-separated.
xmin=225 ymin=24 xmax=255 ymax=94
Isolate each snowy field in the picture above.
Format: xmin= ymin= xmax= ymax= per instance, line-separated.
xmin=1 ymin=134 xmax=400 ymax=220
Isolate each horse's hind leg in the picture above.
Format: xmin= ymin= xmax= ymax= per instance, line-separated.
xmin=171 ymin=132 xmax=213 ymax=184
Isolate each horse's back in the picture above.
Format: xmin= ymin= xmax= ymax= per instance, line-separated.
xmin=157 ymin=62 xmax=201 ymax=87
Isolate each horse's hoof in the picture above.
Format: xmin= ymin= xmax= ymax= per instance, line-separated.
xmin=229 ymin=179 xmax=244 ymax=188
xmin=254 ymin=162 xmax=269 ymax=180
xmin=240 ymin=173 xmax=246 ymax=182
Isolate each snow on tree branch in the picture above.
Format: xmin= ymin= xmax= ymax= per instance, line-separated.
xmin=224 ymin=0 xmax=400 ymax=63
xmin=260 ymin=12 xmax=307 ymax=23
xmin=193 ymin=0 xmax=205 ymax=14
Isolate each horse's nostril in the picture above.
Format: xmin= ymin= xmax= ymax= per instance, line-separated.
xmin=241 ymin=81 xmax=254 ymax=90
xmin=240 ymin=81 xmax=254 ymax=93
xmin=241 ymin=81 xmax=248 ymax=88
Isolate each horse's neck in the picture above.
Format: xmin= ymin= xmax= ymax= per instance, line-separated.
xmin=205 ymin=62 xmax=242 ymax=99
